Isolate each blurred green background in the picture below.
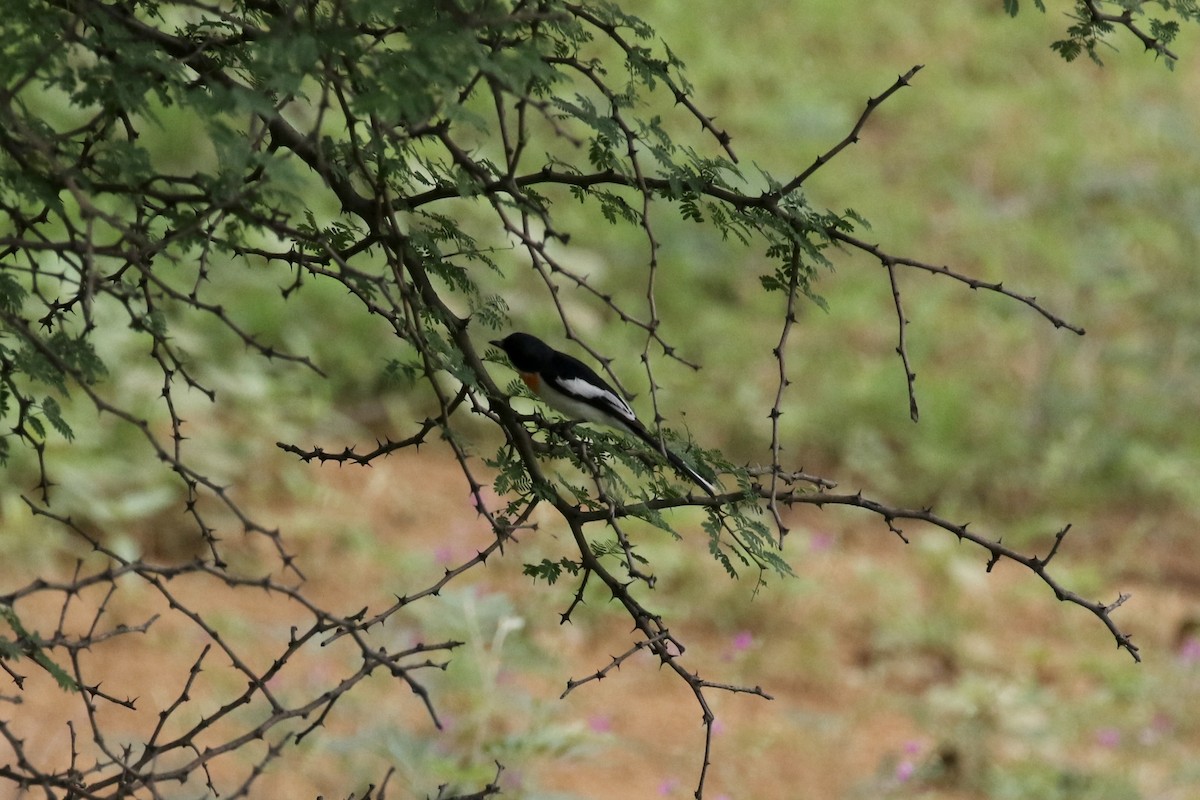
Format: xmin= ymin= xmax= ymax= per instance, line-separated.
xmin=655 ymin=0 xmax=1200 ymax=531
xmin=489 ymin=0 xmax=1200 ymax=547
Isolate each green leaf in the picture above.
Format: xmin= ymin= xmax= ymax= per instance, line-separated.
xmin=41 ymin=396 xmax=73 ymax=441
xmin=0 ymin=273 xmax=27 ymax=314
xmin=0 ymin=605 xmax=78 ymax=693
xmin=26 ymin=414 xmax=45 ymax=439
xmin=522 ymin=557 xmax=582 ymax=585
xmin=759 ymin=274 xmax=784 ymax=293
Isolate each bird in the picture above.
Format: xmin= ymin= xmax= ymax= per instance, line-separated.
xmin=489 ymin=332 xmax=717 ymax=496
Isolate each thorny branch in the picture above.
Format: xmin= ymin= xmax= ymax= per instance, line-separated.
xmin=1081 ymin=0 xmax=1180 ymax=63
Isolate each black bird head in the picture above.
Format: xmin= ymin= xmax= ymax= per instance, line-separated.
xmin=489 ymin=332 xmax=555 ymax=372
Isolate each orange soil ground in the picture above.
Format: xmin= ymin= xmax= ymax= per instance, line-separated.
xmin=5 ymin=451 xmax=1198 ymax=799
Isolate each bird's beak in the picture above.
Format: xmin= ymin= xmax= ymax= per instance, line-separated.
xmin=489 ymin=339 xmax=503 ymax=349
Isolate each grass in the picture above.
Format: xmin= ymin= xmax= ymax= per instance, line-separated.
xmin=547 ymin=0 xmax=1200 ymax=532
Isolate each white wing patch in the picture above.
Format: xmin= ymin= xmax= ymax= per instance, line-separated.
xmin=557 ymin=376 xmax=635 ymax=419
xmin=539 ymin=371 xmax=716 ymax=493
xmin=544 ymin=375 xmax=636 ymax=425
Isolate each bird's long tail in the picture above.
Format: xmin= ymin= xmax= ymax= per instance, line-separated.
xmin=628 ymin=422 xmax=716 ymax=496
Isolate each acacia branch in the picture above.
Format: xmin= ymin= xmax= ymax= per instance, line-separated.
xmin=785 ymin=491 xmax=1138 ymax=661
xmin=1082 ymin=0 xmax=1180 ymax=62
xmin=770 ymin=65 xmax=924 ymax=198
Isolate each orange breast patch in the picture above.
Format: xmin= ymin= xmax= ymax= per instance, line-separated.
xmin=520 ymin=372 xmax=540 ymax=393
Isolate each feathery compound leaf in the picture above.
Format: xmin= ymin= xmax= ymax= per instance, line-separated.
xmin=0 ymin=605 xmax=78 ymax=693
xmin=40 ymin=396 xmax=73 ymax=441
